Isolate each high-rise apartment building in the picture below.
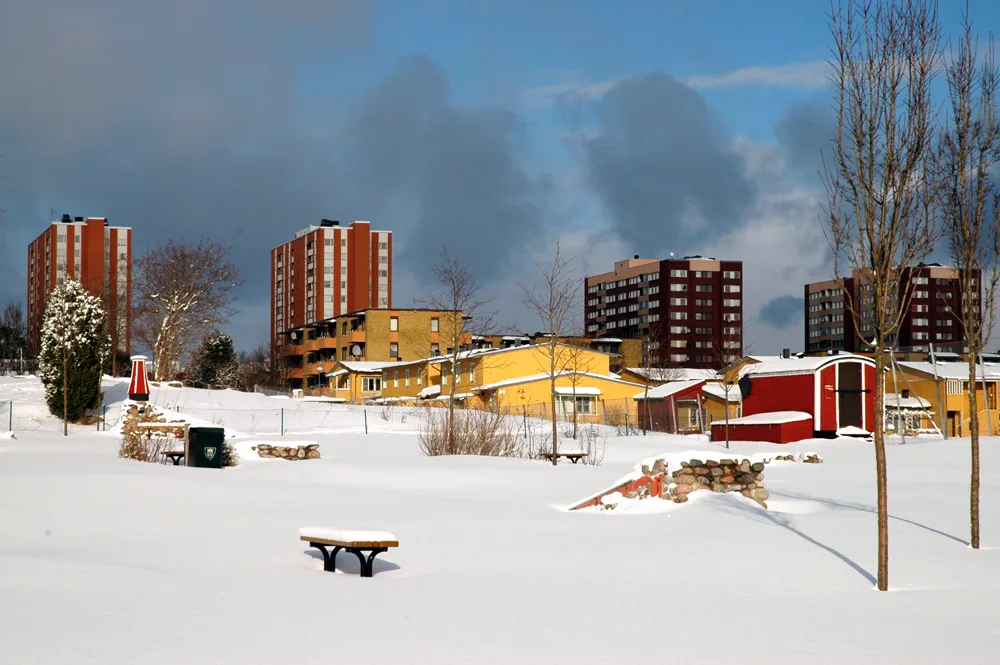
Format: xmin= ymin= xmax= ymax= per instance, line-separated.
xmin=804 ymin=264 xmax=979 ymax=354
xmin=26 ymin=215 xmax=132 ymax=357
xmin=271 ymin=220 xmax=391 ymax=348
xmin=584 ymin=255 xmax=744 ymax=369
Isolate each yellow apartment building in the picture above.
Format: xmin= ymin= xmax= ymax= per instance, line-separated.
xmin=276 ymin=308 xmax=465 ymax=393
xmin=378 ymin=342 xmax=646 ymax=421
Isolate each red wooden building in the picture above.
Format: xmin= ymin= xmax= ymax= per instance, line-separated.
xmin=634 ymin=379 xmax=706 ymax=434
xmin=710 ymin=411 xmax=813 ymax=444
xmin=733 ymin=352 xmax=876 ymax=441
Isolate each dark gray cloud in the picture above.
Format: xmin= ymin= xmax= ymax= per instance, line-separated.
xmin=335 ymin=55 xmax=553 ymax=282
xmin=0 ymin=2 xmax=553 ymax=351
xmin=760 ymin=295 xmax=803 ymax=329
xmin=775 ymin=96 xmax=836 ymax=178
xmin=582 ymin=72 xmax=756 ymax=254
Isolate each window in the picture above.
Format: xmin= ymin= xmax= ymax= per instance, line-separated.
xmin=431 ymin=318 xmax=439 ymax=332
xmin=390 ymin=317 xmax=398 ymax=332
xmin=695 ymin=327 xmax=713 ymax=335
xmin=362 ymin=376 xmax=381 ymax=392
xmin=559 ymin=395 xmax=595 ymax=417
xmin=670 ymin=269 xmax=688 ymax=278
xmin=431 ymin=343 xmax=440 ymax=356
xmin=417 ymin=368 xmax=423 ymax=386
xmin=670 ymin=354 xmax=688 ymax=363
xmin=670 ymin=297 xmax=687 ymax=306
xmin=913 ymin=276 xmax=928 ymax=285
xmin=723 ymin=270 xmax=741 ymax=279
xmin=947 ymin=379 xmax=962 ymax=395
xmin=405 ymin=368 xmax=410 ymax=387
xmin=670 ymin=284 xmax=688 ymax=292
xmin=670 ymin=340 xmax=687 ymax=348
xmin=936 ymin=319 xmax=953 ymax=326
xmin=669 ymin=326 xmax=689 ymax=334
xmin=695 ymin=285 xmax=713 ymax=292
xmin=670 ymin=311 xmax=688 ymax=320
xmin=390 ymin=342 xmax=399 ymax=357
xmin=393 ymin=370 xmax=399 ymax=388
xmin=912 ymin=332 xmax=929 ymax=340
xmin=912 ymin=318 xmax=928 ymax=327
xmin=723 ymin=285 xmax=740 ymax=293
xmin=469 ymin=362 xmax=476 ymax=382
xmin=913 ymin=290 xmax=928 ymax=299
xmin=695 ymin=312 xmax=713 ymax=321
xmin=913 ymin=304 xmax=928 ymax=312
xmin=694 ymin=298 xmax=713 ymax=307
xmin=723 ymin=298 xmax=740 ymax=307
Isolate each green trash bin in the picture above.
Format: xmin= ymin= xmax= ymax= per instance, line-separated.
xmin=186 ymin=426 xmax=226 ymax=469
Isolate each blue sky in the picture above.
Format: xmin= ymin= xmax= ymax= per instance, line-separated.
xmin=1 ymin=0 xmax=998 ymax=357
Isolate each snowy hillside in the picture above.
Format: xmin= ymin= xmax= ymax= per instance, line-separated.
xmin=1 ymin=396 xmax=999 ymax=663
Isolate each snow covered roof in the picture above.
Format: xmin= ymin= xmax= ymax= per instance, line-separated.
xmin=742 ymin=353 xmax=873 ymax=378
xmin=884 ymin=392 xmax=933 ymax=409
xmin=633 ymin=379 xmax=705 ymax=400
xmin=474 ymin=371 xmax=645 ymax=393
xmin=898 ymin=361 xmax=1000 ymax=381
xmin=624 ymin=367 xmax=719 ymax=381
xmin=701 ymin=383 xmax=741 ymax=402
xmin=711 ymin=411 xmax=811 ymax=426
xmin=340 ymin=361 xmax=407 ymax=373
xmin=417 ymin=385 xmax=441 ymax=398
xmin=554 ymin=386 xmax=602 ymax=396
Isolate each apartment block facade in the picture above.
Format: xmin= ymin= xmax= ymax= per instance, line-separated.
xmin=26 ymin=215 xmax=132 ymax=357
xmin=804 ymin=264 xmax=979 ymax=354
xmin=278 ymin=308 xmax=462 ymax=391
xmin=584 ymin=255 xmax=744 ymax=369
xmin=271 ymin=220 xmax=391 ymax=349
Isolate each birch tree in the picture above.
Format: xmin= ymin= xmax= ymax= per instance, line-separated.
xmin=418 ymin=246 xmax=496 ymax=454
xmin=520 ymin=239 xmax=579 ymax=465
xmin=562 ymin=338 xmax=595 ymax=440
xmin=938 ymin=8 xmax=1000 ymax=551
xmin=822 ymin=0 xmax=941 ymax=590
xmin=133 ymin=239 xmax=242 ymax=381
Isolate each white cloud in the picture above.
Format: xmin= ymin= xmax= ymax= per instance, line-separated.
xmin=520 ymin=60 xmax=829 ymax=109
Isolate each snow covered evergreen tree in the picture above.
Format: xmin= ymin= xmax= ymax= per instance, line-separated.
xmin=187 ymin=332 xmax=239 ymax=389
xmin=38 ymin=281 xmax=111 ymax=434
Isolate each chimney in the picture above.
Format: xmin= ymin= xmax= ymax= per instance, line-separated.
xmin=781 ymin=348 xmax=791 ymax=359
xmin=74 ymin=216 xmax=83 ymax=222
xmin=61 ymin=214 xmax=71 ymax=223
xmin=633 ymin=254 xmax=639 ymax=259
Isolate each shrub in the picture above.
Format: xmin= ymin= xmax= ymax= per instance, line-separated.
xmin=221 ymin=441 xmax=240 ymax=467
xmin=419 ymin=406 xmax=523 ymax=457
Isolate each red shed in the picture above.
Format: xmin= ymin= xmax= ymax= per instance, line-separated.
xmin=711 ymin=411 xmax=813 ymax=444
xmin=738 ymin=353 xmax=876 ymax=439
xmin=633 ymin=379 xmax=707 ymax=434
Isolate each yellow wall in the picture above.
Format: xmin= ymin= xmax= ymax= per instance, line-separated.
xmin=474 ymin=373 xmax=644 ymax=421
xmin=895 ymin=366 xmax=1000 ymax=437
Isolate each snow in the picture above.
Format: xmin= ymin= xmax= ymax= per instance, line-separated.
xmin=837 ymin=426 xmax=873 ymax=437
xmin=744 ymin=353 xmax=872 ymax=377
xmin=417 ymin=385 xmax=441 ymax=398
xmin=2 ymin=380 xmax=1000 ymax=664
xmin=633 ymin=378 xmax=704 ymax=400
xmin=299 ymin=527 xmax=399 ymax=543
xmin=625 ymin=366 xmax=718 ymax=381
xmin=885 ymin=393 xmax=932 ymax=409
xmin=339 ymin=361 xmax=406 ymax=372
xmin=711 ymin=411 xmax=812 ymax=425
xmin=702 ymin=383 xmax=741 ymax=402
xmin=553 ymin=386 xmax=601 ymax=395
xmin=898 ymin=360 xmax=1000 ymax=381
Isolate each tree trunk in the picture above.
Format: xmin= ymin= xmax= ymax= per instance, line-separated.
xmin=447 ymin=372 xmax=456 ymax=456
xmin=969 ymin=354 xmax=981 ymax=549
xmin=642 ymin=383 xmax=649 ymax=435
xmin=873 ymin=349 xmax=889 ymax=591
xmin=62 ymin=352 xmax=68 ymax=437
xmin=724 ymin=384 xmax=731 ymax=449
xmin=572 ymin=383 xmax=578 ymax=440
xmin=550 ymin=346 xmax=558 ymax=466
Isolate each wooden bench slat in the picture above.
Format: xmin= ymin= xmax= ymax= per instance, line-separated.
xmin=300 ymin=535 xmax=399 ymax=548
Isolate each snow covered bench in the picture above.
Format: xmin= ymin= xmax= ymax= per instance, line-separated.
xmin=540 ymin=450 xmax=588 ymax=464
xmin=299 ymin=527 xmax=399 ymax=578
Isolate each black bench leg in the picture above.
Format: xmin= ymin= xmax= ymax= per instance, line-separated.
xmin=173 ymin=456 xmax=183 ymax=466
xmin=310 ymin=543 xmax=342 ymax=572
xmin=570 ymin=456 xmax=579 ymax=464
xmin=348 ymin=548 xmax=388 ymax=577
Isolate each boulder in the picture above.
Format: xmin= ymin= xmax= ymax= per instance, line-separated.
xmin=750 ymin=488 xmax=770 ymax=502
xmin=736 ymin=473 xmax=756 ymax=484
xmin=739 ymin=460 xmax=751 ymax=472
xmin=694 ymin=467 xmax=711 ymax=476
xmin=750 ymin=462 xmax=765 ymax=472
xmin=720 ymin=475 xmax=735 ymax=484
xmin=673 ymin=484 xmax=694 ymax=495
xmin=675 ymin=474 xmax=698 ymax=485
xmin=673 ymin=494 xmax=689 ymax=504
xmin=695 ymin=476 xmax=711 ymax=486
xmin=706 ymin=460 xmax=720 ymax=468
xmin=710 ymin=467 xmax=724 ymax=477
xmin=688 ymin=459 xmax=705 ymax=467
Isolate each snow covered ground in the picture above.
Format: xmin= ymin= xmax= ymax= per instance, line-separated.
xmin=1 ymin=379 xmax=999 ymax=663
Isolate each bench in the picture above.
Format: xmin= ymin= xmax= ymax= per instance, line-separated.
xmin=541 ymin=451 xmax=588 ymax=464
xmin=299 ymin=527 xmax=398 ymax=578
xmin=163 ymin=450 xmax=186 ymax=466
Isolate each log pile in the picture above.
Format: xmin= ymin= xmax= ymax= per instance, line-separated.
xmin=252 ymin=443 xmax=320 ymax=460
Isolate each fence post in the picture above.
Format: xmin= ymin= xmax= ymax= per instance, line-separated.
xmin=280 ymin=408 xmax=285 ymax=436
xmin=101 ymin=404 xmax=106 ymax=432
xmin=364 ymin=408 xmax=368 ymax=434
xmin=8 ymin=401 xmax=11 ymax=433
xmin=625 ymin=403 xmax=630 ymax=433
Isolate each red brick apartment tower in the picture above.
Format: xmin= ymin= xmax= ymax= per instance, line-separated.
xmin=26 ymin=215 xmax=132 ymax=356
xmin=271 ymin=220 xmax=392 ymax=344
xmin=804 ymin=263 xmax=979 ymax=354
xmin=584 ymin=255 xmax=744 ymax=369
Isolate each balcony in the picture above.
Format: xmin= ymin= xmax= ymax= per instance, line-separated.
xmin=344 ymin=330 xmax=366 ymax=344
xmin=279 ymin=343 xmax=304 ymax=357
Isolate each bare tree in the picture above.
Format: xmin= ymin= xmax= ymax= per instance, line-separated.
xmin=822 ymin=0 xmax=942 ymax=590
xmin=520 ymin=239 xmax=579 ymax=465
xmin=0 ymin=301 xmax=27 ymax=374
xmin=638 ymin=316 xmax=673 ymax=435
xmin=938 ymin=7 xmax=1000 ymax=551
xmin=236 ymin=343 xmax=276 ymax=392
xmin=418 ymin=246 xmax=496 ymax=455
xmin=133 ymin=239 xmax=243 ymax=381
xmin=713 ymin=316 xmax=754 ymax=449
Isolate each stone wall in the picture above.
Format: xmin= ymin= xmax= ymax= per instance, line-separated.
xmin=664 ymin=458 xmax=769 ymax=506
xmin=252 ymin=443 xmax=320 ymax=460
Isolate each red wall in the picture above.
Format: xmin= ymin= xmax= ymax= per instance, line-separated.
xmin=711 ymin=419 xmax=813 ymax=444
xmin=864 ymin=364 xmax=876 ymax=429
xmin=743 ymin=374 xmax=814 ymax=418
